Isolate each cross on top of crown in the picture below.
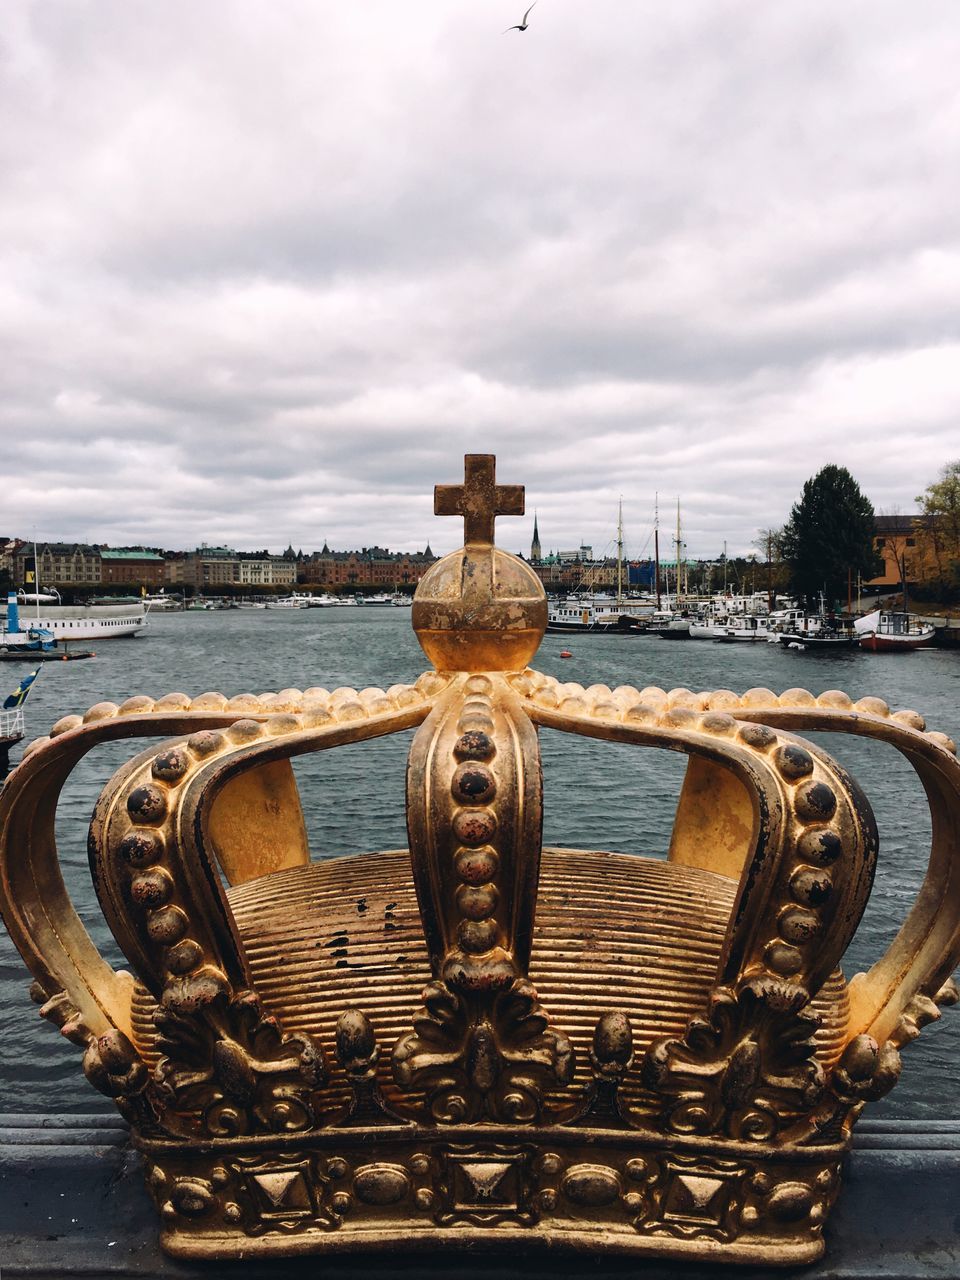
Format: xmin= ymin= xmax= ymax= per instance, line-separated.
xmin=434 ymin=455 xmax=525 ymax=546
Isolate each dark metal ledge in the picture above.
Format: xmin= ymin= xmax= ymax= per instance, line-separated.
xmin=2 ymin=1115 xmax=959 ymax=1278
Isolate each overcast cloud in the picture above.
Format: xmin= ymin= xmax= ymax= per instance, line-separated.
xmin=2 ymin=1 xmax=959 ymax=561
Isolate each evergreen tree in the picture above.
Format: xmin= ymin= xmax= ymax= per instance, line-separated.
xmin=780 ymin=466 xmax=881 ymax=609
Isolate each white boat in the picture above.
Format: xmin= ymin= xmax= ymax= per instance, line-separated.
xmin=546 ymin=600 xmax=647 ymax=634
xmin=143 ymin=589 xmax=181 ymax=611
xmin=645 ymin=610 xmax=692 ymax=639
xmin=689 ymin=614 xmax=774 ymax=642
xmin=689 ymin=617 xmax=719 ymax=639
xmin=775 ymin=614 xmax=858 ymax=651
xmin=391 ymin=593 xmax=413 ymax=607
xmin=16 ymin=591 xmax=59 ymax=605
xmin=766 ymin=607 xmax=805 ymax=636
xmin=305 ymin=593 xmax=340 ymax=608
xmin=266 ymin=593 xmax=311 ymax=609
xmin=854 ymin=609 xmax=936 ymax=652
xmin=0 ymin=593 xmax=57 ymax=654
xmin=5 ymin=588 xmax=147 ymax=641
xmin=356 ymin=593 xmax=394 ymax=606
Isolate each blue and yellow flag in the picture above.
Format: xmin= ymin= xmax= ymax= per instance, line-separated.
xmin=3 ymin=667 xmax=41 ymax=710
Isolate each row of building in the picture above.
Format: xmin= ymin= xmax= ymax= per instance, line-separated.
xmin=0 ymin=513 xmax=933 ymax=597
xmin=525 ymin=513 xmax=938 ymax=594
xmin=0 ymin=540 xmax=439 ymax=593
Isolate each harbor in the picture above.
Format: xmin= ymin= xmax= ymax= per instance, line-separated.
xmin=543 ymin=591 xmax=959 ymax=648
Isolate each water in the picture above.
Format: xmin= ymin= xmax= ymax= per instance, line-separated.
xmin=1 ymin=608 xmax=958 ymax=1119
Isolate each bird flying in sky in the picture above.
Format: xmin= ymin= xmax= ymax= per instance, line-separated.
xmin=504 ymin=2 xmax=536 ymax=34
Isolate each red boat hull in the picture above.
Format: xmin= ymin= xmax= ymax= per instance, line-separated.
xmin=859 ymin=633 xmax=935 ymax=652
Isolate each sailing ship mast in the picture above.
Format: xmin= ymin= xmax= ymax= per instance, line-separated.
xmin=616 ymin=498 xmax=624 ymax=608
xmin=675 ymin=499 xmax=683 ymax=609
xmin=33 ymin=539 xmax=40 ymax=625
xmin=654 ymin=493 xmax=661 ymax=609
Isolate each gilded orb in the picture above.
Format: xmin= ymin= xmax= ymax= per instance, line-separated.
xmin=413 ymin=546 xmax=547 ymax=672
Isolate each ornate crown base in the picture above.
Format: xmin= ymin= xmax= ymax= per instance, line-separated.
xmin=140 ymin=1124 xmax=844 ymax=1264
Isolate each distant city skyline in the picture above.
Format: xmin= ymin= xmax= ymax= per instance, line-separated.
xmin=2 ymin=477 xmax=936 ymax=566
xmin=0 ymin=503 xmax=764 ymax=566
xmin=2 ymin=3 xmax=958 ymax=560
xmin=0 ymin=507 xmax=681 ymax=565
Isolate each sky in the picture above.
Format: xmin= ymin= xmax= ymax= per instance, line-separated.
xmin=2 ymin=1 xmax=959 ymax=563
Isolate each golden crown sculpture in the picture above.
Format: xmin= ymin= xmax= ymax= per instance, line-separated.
xmin=2 ymin=454 xmax=959 ymax=1267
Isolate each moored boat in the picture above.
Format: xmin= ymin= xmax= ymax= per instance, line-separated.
xmin=776 ymin=614 xmax=858 ymax=650
xmin=646 ymin=611 xmax=691 ymax=639
xmin=689 ymin=613 xmax=774 ymax=642
xmin=143 ymin=589 xmax=182 ymax=611
xmin=5 ymin=589 xmax=146 ymax=641
xmin=545 ymin=502 xmax=655 ymax=636
xmin=0 ymin=595 xmax=57 ymax=655
xmin=546 ymin=597 xmax=650 ymax=634
xmin=854 ymin=609 xmax=936 ymax=652
xmin=266 ymin=593 xmax=311 ymax=609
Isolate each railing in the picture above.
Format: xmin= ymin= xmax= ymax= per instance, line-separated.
xmin=0 ymin=708 xmax=25 ymax=739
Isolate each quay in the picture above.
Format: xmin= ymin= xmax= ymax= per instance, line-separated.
xmin=0 ymin=647 xmax=95 ymax=663
xmin=927 ymin=615 xmax=960 ymax=648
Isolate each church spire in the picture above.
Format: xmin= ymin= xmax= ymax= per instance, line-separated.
xmin=531 ymin=511 xmax=542 ymax=562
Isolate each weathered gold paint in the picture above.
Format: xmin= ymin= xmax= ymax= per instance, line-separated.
xmin=208 ymin=759 xmax=310 ymax=886
xmin=669 ymin=755 xmax=756 ymax=877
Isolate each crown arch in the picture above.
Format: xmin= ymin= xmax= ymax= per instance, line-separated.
xmin=516 ymin=678 xmax=878 ymax=1007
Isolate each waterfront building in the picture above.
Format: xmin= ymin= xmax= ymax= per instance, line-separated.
xmin=100 ymin=549 xmax=165 ymax=588
xmin=187 ymin=546 xmax=240 ymax=589
xmin=162 ymin=546 xmax=297 ymax=590
xmin=868 ymin=513 xmax=938 ymax=593
xmin=14 ymin=542 xmax=101 ymax=588
xmin=161 ymin=551 xmax=191 ymax=587
xmin=0 ymin=538 xmax=17 ymax=584
xmin=236 ymin=551 xmax=297 ymax=587
xmin=300 ymin=544 xmax=437 ymax=590
xmin=529 ymin=553 xmax=635 ymax=592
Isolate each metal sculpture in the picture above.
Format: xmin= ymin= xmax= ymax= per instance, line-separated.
xmin=1 ymin=455 xmax=958 ymax=1264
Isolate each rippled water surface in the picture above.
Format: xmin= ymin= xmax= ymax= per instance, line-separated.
xmin=2 ymin=609 xmax=958 ymax=1118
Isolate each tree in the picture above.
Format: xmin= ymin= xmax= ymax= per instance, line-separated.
xmin=780 ymin=466 xmax=881 ymax=609
xmin=916 ymin=461 xmax=960 ymax=598
xmin=875 ymin=508 xmax=915 ymax=608
xmin=752 ymin=526 xmax=791 ymax=606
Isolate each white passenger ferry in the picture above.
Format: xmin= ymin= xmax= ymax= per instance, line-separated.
xmin=4 ymin=591 xmax=148 ymax=641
